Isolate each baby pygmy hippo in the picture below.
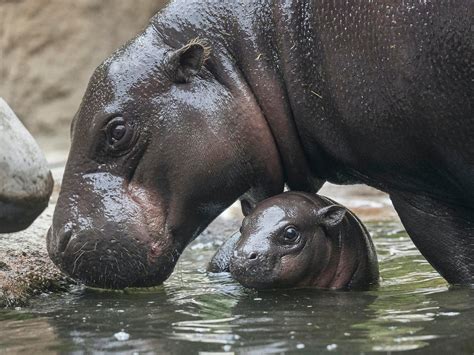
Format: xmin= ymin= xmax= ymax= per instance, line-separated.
xmin=208 ymin=192 xmax=379 ymax=290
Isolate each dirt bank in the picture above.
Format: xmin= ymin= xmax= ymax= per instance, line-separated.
xmin=0 ymin=0 xmax=167 ymax=139
xmin=0 ymin=204 xmax=72 ymax=308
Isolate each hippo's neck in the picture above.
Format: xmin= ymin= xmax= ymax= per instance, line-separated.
xmin=230 ymin=2 xmax=325 ymax=193
xmin=153 ymin=1 xmax=324 ymax=195
xmin=324 ymin=211 xmax=379 ymax=289
xmin=151 ymin=1 xmax=288 ymax=206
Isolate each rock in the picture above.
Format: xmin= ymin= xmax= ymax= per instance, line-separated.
xmin=0 ymin=98 xmax=53 ymax=232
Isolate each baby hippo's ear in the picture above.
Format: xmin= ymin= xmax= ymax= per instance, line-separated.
xmin=240 ymin=199 xmax=254 ymax=216
xmin=317 ymin=205 xmax=347 ymax=228
xmin=167 ymin=38 xmax=211 ymax=83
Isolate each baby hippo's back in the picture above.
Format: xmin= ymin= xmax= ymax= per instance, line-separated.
xmin=209 ymin=192 xmax=379 ymax=290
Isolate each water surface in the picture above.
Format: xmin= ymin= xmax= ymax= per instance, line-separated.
xmin=1 ymin=221 xmax=473 ymax=354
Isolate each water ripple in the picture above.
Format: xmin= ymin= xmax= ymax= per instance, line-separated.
xmin=1 ymin=221 xmax=473 ymax=353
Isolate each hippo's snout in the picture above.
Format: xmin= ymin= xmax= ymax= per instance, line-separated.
xmin=247 ymin=251 xmax=258 ymax=260
xmin=229 ymin=249 xmax=260 ymax=275
xmin=231 ymin=248 xmax=262 ymax=265
xmin=233 ymin=249 xmax=260 ymax=261
xmin=47 ymin=222 xmax=176 ymax=289
xmin=54 ymin=224 xmax=73 ymax=255
xmin=229 ymin=248 xmax=277 ymax=289
xmin=47 ymin=170 xmax=182 ymax=289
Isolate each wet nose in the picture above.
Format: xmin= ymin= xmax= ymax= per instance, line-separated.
xmin=248 ymin=252 xmax=258 ymax=260
xmin=56 ymin=225 xmax=73 ymax=253
xmin=233 ymin=249 xmax=259 ymax=261
xmin=46 ymin=224 xmax=155 ymax=289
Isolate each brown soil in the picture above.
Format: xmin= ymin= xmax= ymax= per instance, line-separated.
xmin=0 ymin=0 xmax=167 ymax=138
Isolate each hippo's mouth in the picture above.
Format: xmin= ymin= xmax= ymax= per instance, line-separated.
xmin=229 ymin=257 xmax=280 ymax=289
xmin=47 ymin=225 xmax=181 ymax=289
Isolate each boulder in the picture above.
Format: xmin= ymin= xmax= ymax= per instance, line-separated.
xmin=0 ymin=98 xmax=53 ymax=232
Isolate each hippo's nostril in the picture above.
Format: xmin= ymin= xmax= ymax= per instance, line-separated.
xmin=248 ymin=252 xmax=258 ymax=260
xmin=57 ymin=225 xmax=73 ymax=253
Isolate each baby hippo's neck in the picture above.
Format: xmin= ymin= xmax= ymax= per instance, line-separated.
xmin=306 ymin=211 xmax=379 ymax=290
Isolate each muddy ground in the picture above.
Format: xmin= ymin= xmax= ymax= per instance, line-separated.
xmin=0 ymin=151 xmax=399 ymax=307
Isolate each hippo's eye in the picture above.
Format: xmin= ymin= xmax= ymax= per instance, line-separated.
xmin=282 ymin=226 xmax=300 ymax=243
xmin=105 ymin=117 xmax=133 ymax=151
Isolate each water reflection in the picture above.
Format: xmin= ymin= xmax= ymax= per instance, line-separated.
xmin=0 ymin=221 xmax=473 ymax=353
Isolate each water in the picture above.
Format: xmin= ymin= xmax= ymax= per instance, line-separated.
xmin=1 ymin=221 xmax=473 ymax=354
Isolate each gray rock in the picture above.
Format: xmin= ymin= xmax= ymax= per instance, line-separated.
xmin=0 ymin=98 xmax=53 ymax=233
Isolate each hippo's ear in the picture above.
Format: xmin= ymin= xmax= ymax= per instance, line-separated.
xmin=317 ymin=205 xmax=346 ymax=228
xmin=167 ymin=38 xmax=211 ymax=83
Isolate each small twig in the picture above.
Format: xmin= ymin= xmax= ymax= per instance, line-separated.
xmin=310 ymin=90 xmax=323 ymax=99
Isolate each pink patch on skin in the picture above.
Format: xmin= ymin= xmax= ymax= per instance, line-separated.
xmin=148 ymin=240 xmax=167 ymax=264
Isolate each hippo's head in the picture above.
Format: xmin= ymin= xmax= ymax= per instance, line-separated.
xmin=229 ymin=192 xmax=347 ymax=289
xmin=0 ymin=98 xmax=53 ymax=233
xmin=47 ymin=26 xmax=284 ymax=288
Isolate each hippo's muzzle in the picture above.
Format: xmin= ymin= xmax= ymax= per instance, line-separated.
xmin=229 ymin=249 xmax=278 ymax=289
xmin=47 ymin=223 xmax=178 ymax=289
xmin=46 ymin=172 xmax=180 ymax=289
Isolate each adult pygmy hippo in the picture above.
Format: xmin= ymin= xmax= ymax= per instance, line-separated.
xmin=209 ymin=192 xmax=379 ymax=290
xmin=48 ymin=0 xmax=472 ymax=288
xmin=0 ymin=98 xmax=53 ymax=233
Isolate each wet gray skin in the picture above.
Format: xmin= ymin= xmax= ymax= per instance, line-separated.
xmin=47 ymin=0 xmax=472 ymax=288
xmin=211 ymin=192 xmax=379 ymax=290
xmin=0 ymin=98 xmax=53 ymax=233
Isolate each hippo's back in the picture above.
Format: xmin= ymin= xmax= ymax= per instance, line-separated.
xmin=280 ymin=1 xmax=472 ymax=199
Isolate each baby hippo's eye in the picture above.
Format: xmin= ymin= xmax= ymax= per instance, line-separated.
xmin=111 ymin=124 xmax=126 ymax=141
xmin=282 ymin=226 xmax=300 ymax=243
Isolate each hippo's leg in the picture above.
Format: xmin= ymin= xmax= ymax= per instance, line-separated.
xmin=208 ymin=232 xmax=241 ymax=273
xmin=390 ymin=193 xmax=474 ymax=284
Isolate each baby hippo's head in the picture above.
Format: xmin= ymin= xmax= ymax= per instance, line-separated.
xmin=229 ymin=192 xmax=347 ymax=289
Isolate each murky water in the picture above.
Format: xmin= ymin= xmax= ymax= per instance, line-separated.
xmin=1 ymin=221 xmax=473 ymax=354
